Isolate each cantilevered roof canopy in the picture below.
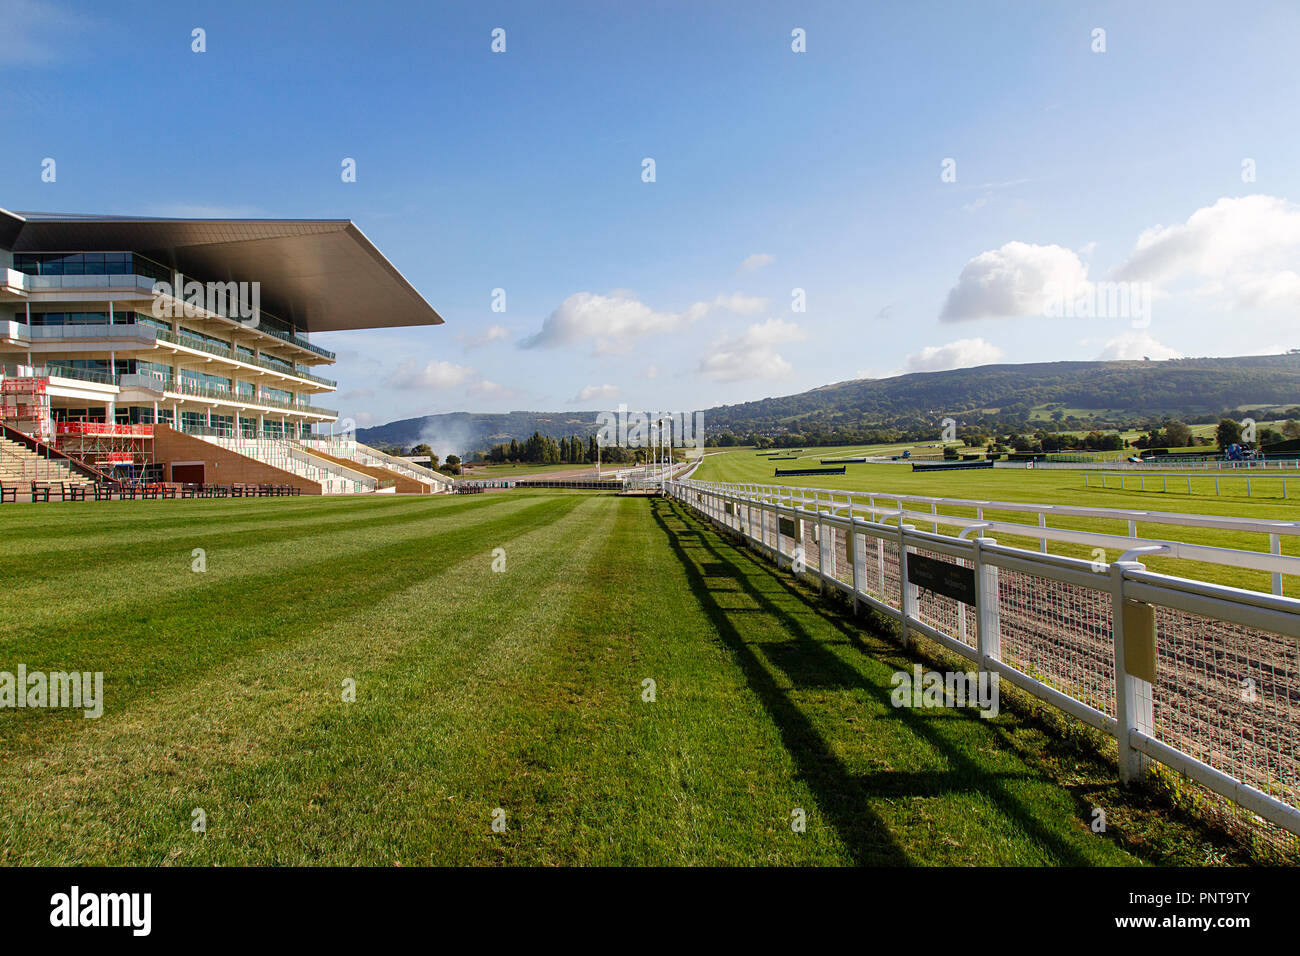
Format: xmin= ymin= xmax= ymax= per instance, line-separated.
xmin=0 ymin=209 xmax=443 ymax=334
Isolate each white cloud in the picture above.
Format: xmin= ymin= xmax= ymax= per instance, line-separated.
xmin=521 ymin=291 xmax=766 ymax=353
xmin=645 ymin=365 xmax=659 ymax=379
xmin=904 ymin=337 xmax=1004 ymax=373
xmin=698 ymin=318 xmax=807 ymax=383
xmin=738 ymin=253 xmax=775 ymax=272
xmin=389 ymin=359 xmax=475 ymax=390
xmin=940 ymin=242 xmax=1090 ymax=321
xmin=459 ymin=323 xmax=510 ymax=350
xmin=1113 ymin=195 xmax=1300 ymax=310
xmin=570 ymin=384 xmax=619 ymax=404
xmin=1095 ymin=331 xmax=1182 ymax=361
xmin=467 ymin=379 xmax=523 ymax=401
xmin=710 ymin=292 xmax=768 ymax=314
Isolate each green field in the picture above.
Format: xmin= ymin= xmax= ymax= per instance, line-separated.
xmin=695 ymin=446 xmax=1300 ymax=594
xmin=458 ymin=462 xmax=596 ymax=480
xmin=0 ymin=492 xmax=1250 ymax=865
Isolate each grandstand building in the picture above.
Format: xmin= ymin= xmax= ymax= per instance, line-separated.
xmin=0 ymin=208 xmax=449 ymax=494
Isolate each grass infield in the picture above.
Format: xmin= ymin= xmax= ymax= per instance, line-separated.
xmin=0 ymin=492 xmax=1252 ymax=865
xmin=693 ymin=446 xmax=1300 ymax=595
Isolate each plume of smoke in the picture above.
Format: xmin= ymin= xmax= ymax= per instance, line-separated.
xmin=417 ymin=420 xmax=475 ymax=460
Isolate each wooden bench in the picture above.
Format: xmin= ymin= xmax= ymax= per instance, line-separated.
xmin=161 ymin=483 xmax=178 ymax=499
xmin=93 ymin=483 xmax=117 ymax=501
xmin=59 ymin=481 xmax=89 ymax=502
xmin=0 ymin=482 xmax=16 ymax=503
xmin=30 ymin=482 xmax=52 ymax=502
xmin=180 ymin=483 xmax=198 ymax=499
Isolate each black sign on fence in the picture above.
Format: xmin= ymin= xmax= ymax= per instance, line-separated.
xmin=777 ymin=516 xmax=797 ymax=538
xmin=906 ymin=553 xmax=977 ymax=606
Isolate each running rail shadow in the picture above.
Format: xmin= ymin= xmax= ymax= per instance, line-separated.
xmin=652 ymin=497 xmax=1096 ymax=866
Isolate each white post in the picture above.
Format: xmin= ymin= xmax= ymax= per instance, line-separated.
xmin=898 ymin=521 xmax=915 ymax=640
xmin=1111 ymin=559 xmax=1153 ymax=783
xmin=851 ymin=524 xmax=866 ymax=614
xmin=1272 ymin=534 xmax=1282 ymax=596
xmin=973 ymin=536 xmax=1001 ymax=672
xmin=818 ymin=509 xmax=832 ymax=593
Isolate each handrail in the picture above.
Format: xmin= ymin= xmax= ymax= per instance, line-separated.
xmin=155 ymin=326 xmax=337 ymax=386
xmin=684 ymin=478 xmax=1300 ymax=538
xmin=0 ymin=422 xmax=114 ymax=482
xmin=125 ymin=371 xmax=337 ymax=417
xmin=679 ymin=478 xmax=1300 ymax=589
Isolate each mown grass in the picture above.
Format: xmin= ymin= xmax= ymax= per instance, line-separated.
xmin=694 ymin=447 xmax=1300 ymax=594
xmin=458 ymin=462 xmax=595 ymax=480
xmin=0 ymin=492 xmax=1250 ymax=865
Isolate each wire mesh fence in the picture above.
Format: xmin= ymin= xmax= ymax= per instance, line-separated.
xmin=996 ymin=567 xmax=1116 ymax=718
xmin=670 ymin=478 xmax=1300 ymax=857
xmin=1152 ymin=605 xmax=1300 ymax=857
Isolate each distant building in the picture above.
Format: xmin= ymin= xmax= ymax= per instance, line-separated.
xmin=0 ymin=208 xmax=449 ymax=493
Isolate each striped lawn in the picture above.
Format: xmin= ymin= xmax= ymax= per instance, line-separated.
xmin=0 ymin=492 xmax=1243 ymax=865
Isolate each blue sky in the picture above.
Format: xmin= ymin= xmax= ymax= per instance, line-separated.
xmin=3 ymin=0 xmax=1299 ymax=428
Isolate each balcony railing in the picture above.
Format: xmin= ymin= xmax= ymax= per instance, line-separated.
xmin=154 ymin=326 xmax=337 ymax=386
xmin=1 ymin=363 xmax=118 ymax=386
xmin=133 ymin=372 xmax=337 ymax=417
xmin=258 ymin=324 xmax=335 ymax=361
xmin=20 ymin=272 xmax=336 ymax=361
xmin=6 ymin=321 xmax=334 ymax=388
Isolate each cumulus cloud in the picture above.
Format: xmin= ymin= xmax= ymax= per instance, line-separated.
xmin=904 ymin=337 xmax=1004 ymax=373
xmin=738 ymin=253 xmax=775 ymax=272
xmin=459 ymin=323 xmax=510 ymax=350
xmin=1111 ymin=195 xmax=1300 ymax=312
xmin=521 ymin=291 xmax=766 ymax=353
xmin=389 ymin=359 xmax=475 ymax=390
xmin=570 ymin=384 xmax=619 ymax=404
xmin=698 ymin=318 xmax=807 ymax=383
xmin=940 ymin=242 xmax=1090 ymax=322
xmin=1095 ymin=332 xmax=1182 ymax=361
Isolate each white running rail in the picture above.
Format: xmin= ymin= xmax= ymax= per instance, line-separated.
xmin=668 ymin=477 xmax=1300 ymax=854
xmin=699 ymin=480 xmax=1300 ymax=595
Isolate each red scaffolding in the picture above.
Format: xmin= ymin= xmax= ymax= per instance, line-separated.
xmin=54 ymin=421 xmax=155 ymax=473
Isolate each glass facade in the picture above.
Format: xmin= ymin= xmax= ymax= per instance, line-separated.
xmin=28 ymin=309 xmax=150 ymax=326
xmin=12 ymin=252 xmax=330 ymax=357
xmin=12 ymin=252 xmax=171 ymax=283
xmin=179 ymin=369 xmax=232 ymax=392
xmin=180 ymin=411 xmax=208 ymax=432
